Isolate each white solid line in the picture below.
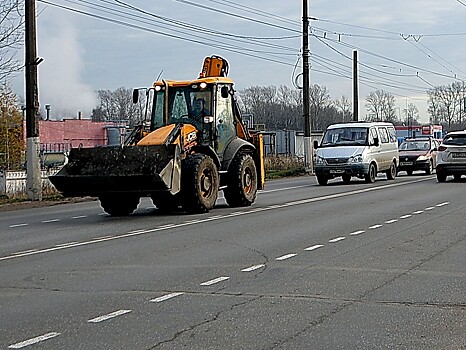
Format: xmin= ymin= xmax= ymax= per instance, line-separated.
xmin=150 ymin=292 xmax=184 ymax=303
xmin=9 ymin=223 xmax=28 ymax=228
xmin=14 ymin=249 xmax=37 ymax=255
xmin=369 ymin=224 xmax=382 ymax=229
xmin=42 ymin=219 xmax=60 ymax=223
xmin=54 ymin=242 xmax=79 ymax=247
xmin=425 ymin=207 xmax=435 ymax=211
xmin=304 ymin=244 xmax=324 ymax=251
xmin=158 ymin=224 xmax=176 ymax=229
xmin=436 ymin=201 xmax=449 ymax=207
xmin=71 ymin=215 xmax=87 ymax=219
xmin=385 ymin=219 xmax=398 ymax=224
xmin=329 ymin=237 xmax=346 ymax=243
xmin=88 ymin=309 xmax=131 ymax=323
xmin=399 ymin=214 xmax=412 ymax=219
xmin=8 ymin=332 xmax=60 ymax=349
xmin=276 ymin=253 xmax=297 ymax=261
xmin=200 ymin=276 xmax=230 ymax=286
xmin=350 ymin=230 xmax=365 ymax=236
xmin=241 ymin=264 xmax=265 ymax=272
xmin=413 ymin=210 xmax=424 ymax=214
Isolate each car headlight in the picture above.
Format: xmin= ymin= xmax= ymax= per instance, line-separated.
xmin=349 ymin=155 xmax=363 ymax=163
xmin=416 ymin=155 xmax=428 ymax=161
xmin=316 ymin=155 xmax=327 ymax=165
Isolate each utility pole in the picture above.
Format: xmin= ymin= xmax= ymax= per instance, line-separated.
xmin=25 ymin=0 xmax=42 ymax=200
xmin=302 ymin=0 xmax=313 ymax=173
xmin=353 ymin=50 xmax=359 ymax=121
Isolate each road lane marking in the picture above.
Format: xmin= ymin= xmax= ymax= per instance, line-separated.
xmin=262 ymin=185 xmax=311 ymax=193
xmin=368 ymin=224 xmax=382 ymax=229
xmin=241 ymin=264 xmax=265 ymax=272
xmin=71 ymin=215 xmax=87 ymax=219
xmin=88 ymin=309 xmax=131 ymax=323
xmin=329 ymin=237 xmax=345 ymax=243
xmin=385 ymin=219 xmax=398 ymax=224
xmin=41 ymin=219 xmax=60 ymax=223
xmin=150 ymin=292 xmax=184 ymax=303
xmin=200 ymin=276 xmax=230 ymax=286
xmin=350 ymin=230 xmax=365 ymax=236
xmin=413 ymin=210 xmax=424 ymax=214
xmin=304 ymin=244 xmax=324 ymax=251
xmin=425 ymin=207 xmax=435 ymax=211
xmin=399 ymin=214 xmax=412 ymax=219
xmin=1 ymin=178 xmax=437 ymax=262
xmin=276 ymin=253 xmax=297 ymax=261
xmin=8 ymin=332 xmax=60 ymax=349
xmin=436 ymin=202 xmax=449 ymax=207
xmin=54 ymin=242 xmax=79 ymax=247
xmin=9 ymin=223 xmax=28 ymax=228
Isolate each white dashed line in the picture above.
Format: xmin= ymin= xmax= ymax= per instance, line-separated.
xmin=368 ymin=224 xmax=382 ymax=229
xmin=14 ymin=249 xmax=37 ymax=255
xmin=436 ymin=202 xmax=449 ymax=207
xmin=304 ymin=244 xmax=324 ymax=251
xmin=276 ymin=253 xmax=297 ymax=261
xmin=150 ymin=292 xmax=184 ymax=303
xmin=241 ymin=264 xmax=265 ymax=272
xmin=200 ymin=276 xmax=230 ymax=286
xmin=385 ymin=219 xmax=398 ymax=224
xmin=71 ymin=215 xmax=87 ymax=219
xmin=399 ymin=214 xmax=412 ymax=219
xmin=329 ymin=237 xmax=345 ymax=243
xmin=41 ymin=219 xmax=60 ymax=223
xmin=8 ymin=332 xmax=60 ymax=349
xmin=350 ymin=230 xmax=365 ymax=236
xmin=54 ymin=242 xmax=79 ymax=247
xmin=88 ymin=309 xmax=131 ymax=323
xmin=413 ymin=210 xmax=424 ymax=214
xmin=158 ymin=224 xmax=176 ymax=229
xmin=9 ymin=223 xmax=28 ymax=228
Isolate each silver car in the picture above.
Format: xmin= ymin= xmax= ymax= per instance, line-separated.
xmin=436 ymin=130 xmax=466 ymax=182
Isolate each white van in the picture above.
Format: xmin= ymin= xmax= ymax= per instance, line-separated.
xmin=314 ymin=122 xmax=399 ymax=185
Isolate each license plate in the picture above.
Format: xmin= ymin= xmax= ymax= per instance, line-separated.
xmin=452 ymin=152 xmax=466 ymax=158
xmin=400 ymin=161 xmax=413 ymax=166
xmin=329 ymin=169 xmax=345 ymax=174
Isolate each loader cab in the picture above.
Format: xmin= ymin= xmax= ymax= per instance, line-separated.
xmin=150 ymin=79 xmax=237 ymax=154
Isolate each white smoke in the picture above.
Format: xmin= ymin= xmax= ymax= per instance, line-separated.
xmin=37 ymin=8 xmax=97 ymax=119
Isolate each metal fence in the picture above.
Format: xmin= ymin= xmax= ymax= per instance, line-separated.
xmin=0 ymin=169 xmax=59 ymax=196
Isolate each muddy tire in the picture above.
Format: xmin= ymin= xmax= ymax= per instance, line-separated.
xmin=181 ymin=154 xmax=219 ymax=213
xmin=151 ymin=193 xmax=180 ymax=213
xmin=364 ymin=163 xmax=376 ymax=183
xmin=99 ymin=195 xmax=140 ymax=216
xmin=224 ymin=153 xmax=258 ymax=207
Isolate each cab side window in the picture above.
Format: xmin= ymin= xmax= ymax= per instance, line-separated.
xmin=378 ymin=127 xmax=389 ymax=143
xmin=369 ymin=128 xmax=378 ymax=145
xmin=387 ymin=127 xmax=397 ymax=143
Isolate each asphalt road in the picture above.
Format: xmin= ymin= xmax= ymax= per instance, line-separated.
xmin=0 ymin=174 xmax=465 ymax=349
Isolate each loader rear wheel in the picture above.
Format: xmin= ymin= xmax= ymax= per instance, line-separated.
xmin=181 ymin=154 xmax=219 ymax=213
xmin=99 ymin=195 xmax=140 ymax=216
xmin=224 ymin=153 xmax=257 ymax=207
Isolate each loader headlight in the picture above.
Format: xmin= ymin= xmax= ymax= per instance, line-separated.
xmin=200 ymin=82 xmax=207 ymax=89
xmin=155 ymin=85 xmax=162 ymax=91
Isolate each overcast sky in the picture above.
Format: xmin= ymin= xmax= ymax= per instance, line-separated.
xmin=12 ymin=0 xmax=466 ymax=122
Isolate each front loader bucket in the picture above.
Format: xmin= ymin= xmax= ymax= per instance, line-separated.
xmin=49 ymin=144 xmax=181 ymax=197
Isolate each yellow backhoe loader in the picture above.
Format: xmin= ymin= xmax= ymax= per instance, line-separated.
xmin=50 ymin=55 xmax=265 ymax=215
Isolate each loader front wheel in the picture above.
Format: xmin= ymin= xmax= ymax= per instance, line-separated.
xmin=99 ymin=195 xmax=140 ymax=216
xmin=181 ymin=154 xmax=219 ymax=213
xmin=224 ymin=153 xmax=257 ymax=207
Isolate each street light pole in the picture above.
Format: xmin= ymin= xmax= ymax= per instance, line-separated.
xmin=302 ymin=0 xmax=313 ymax=173
xmin=25 ymin=0 xmax=42 ymax=200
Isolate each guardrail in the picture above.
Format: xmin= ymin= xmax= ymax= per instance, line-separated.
xmin=0 ymin=169 xmax=59 ymax=196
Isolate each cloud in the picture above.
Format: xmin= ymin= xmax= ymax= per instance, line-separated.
xmin=37 ymin=8 xmax=97 ymax=119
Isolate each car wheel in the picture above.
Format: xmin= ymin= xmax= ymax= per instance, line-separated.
xmin=316 ymin=175 xmax=328 ymax=186
xmin=364 ymin=163 xmax=376 ymax=183
xmin=425 ymin=160 xmax=433 ymax=175
xmin=453 ymin=174 xmax=462 ymax=181
xmin=436 ymin=171 xmax=447 ymax=182
xmin=406 ymin=170 xmax=413 ymax=176
xmin=386 ymin=161 xmax=396 ymax=180
xmin=342 ymin=174 xmax=351 ymax=184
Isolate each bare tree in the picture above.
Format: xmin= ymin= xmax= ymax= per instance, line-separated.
xmin=403 ymin=103 xmax=420 ymax=126
xmin=309 ymin=84 xmax=331 ymax=131
xmin=93 ymin=87 xmax=141 ymax=126
xmin=0 ymin=1 xmax=23 ymax=83
xmin=428 ymin=82 xmax=466 ymax=130
xmin=335 ymin=95 xmax=352 ymax=122
xmin=365 ymin=89 xmax=397 ymax=123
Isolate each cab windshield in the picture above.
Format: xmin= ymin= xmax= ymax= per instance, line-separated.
xmin=321 ymin=127 xmax=368 ymax=146
xmin=151 ymin=86 xmax=213 ymax=131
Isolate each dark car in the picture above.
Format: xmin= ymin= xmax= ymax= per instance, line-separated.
xmin=397 ymin=137 xmax=439 ymax=175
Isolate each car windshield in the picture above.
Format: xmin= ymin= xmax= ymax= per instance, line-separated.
xmin=321 ymin=127 xmax=368 ymax=146
xmin=399 ymin=140 xmax=430 ymax=151
xmin=443 ymin=135 xmax=466 ymax=146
